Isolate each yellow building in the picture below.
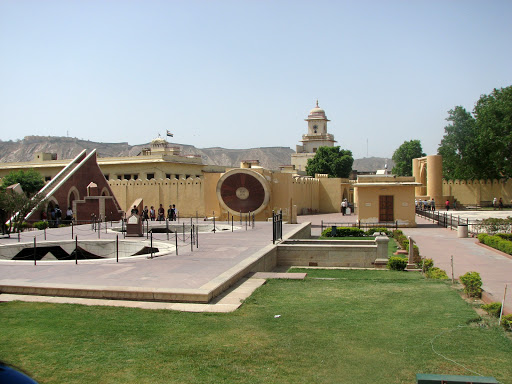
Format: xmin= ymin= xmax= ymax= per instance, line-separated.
xmin=354 ymin=175 xmax=420 ymax=227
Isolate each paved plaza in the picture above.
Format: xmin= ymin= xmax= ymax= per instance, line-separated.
xmin=0 ymin=220 xmax=307 ymax=311
xmin=1 ymin=210 xmax=512 ymax=314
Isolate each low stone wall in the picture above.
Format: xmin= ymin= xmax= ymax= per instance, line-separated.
xmin=276 ymin=236 xmax=389 ymax=268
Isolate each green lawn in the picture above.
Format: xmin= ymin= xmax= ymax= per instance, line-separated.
xmin=1 ymin=270 xmax=511 ymax=384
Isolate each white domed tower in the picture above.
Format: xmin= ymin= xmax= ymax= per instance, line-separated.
xmin=291 ymin=101 xmax=337 ymax=173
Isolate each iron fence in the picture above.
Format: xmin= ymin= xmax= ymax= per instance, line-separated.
xmin=415 ymin=208 xmax=483 ymax=234
xmin=320 ymin=220 xmax=398 ymax=234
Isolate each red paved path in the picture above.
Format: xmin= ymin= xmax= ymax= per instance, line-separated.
xmin=402 ymin=216 xmax=512 ymax=314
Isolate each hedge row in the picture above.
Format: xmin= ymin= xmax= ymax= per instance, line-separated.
xmin=321 ymin=227 xmax=391 ymax=238
xmin=496 ymin=233 xmax=512 ymax=241
xmin=478 ymin=233 xmax=512 ymax=255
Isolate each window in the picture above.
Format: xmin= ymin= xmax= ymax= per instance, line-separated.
xmin=185 ymin=174 xmax=190 ymax=179
xmin=166 ymin=174 xmax=171 ymax=179
xmin=45 ymin=176 xmax=51 ymax=182
xmin=117 ymin=175 xmax=122 ymax=180
xmin=175 ymin=175 xmax=180 ymax=180
xmin=133 ymin=174 xmax=138 ymax=180
xmin=313 ymin=148 xmax=317 ymax=153
xmin=103 ymin=174 xmax=109 ymax=180
xmin=147 ymin=173 xmax=155 ymax=180
xmin=123 ymin=174 xmax=131 ymax=180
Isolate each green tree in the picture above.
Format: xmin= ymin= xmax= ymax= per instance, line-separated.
xmin=1 ymin=169 xmax=44 ymax=196
xmin=391 ymin=140 xmax=425 ymax=176
xmin=305 ymin=146 xmax=353 ymax=178
xmin=473 ymin=86 xmax=512 ymax=179
xmin=438 ymin=86 xmax=512 ymax=180
xmin=437 ymin=107 xmax=480 ymax=180
xmin=0 ymin=190 xmax=44 ymax=236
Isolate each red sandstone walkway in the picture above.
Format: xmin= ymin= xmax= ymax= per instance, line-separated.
xmin=0 ymin=221 xmax=303 ymax=302
xmin=402 ymin=216 xmax=512 ymax=313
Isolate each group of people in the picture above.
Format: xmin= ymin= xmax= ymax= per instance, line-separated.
xmin=131 ymin=204 xmax=179 ymax=221
xmin=492 ymin=197 xmax=504 ymax=210
xmin=415 ymin=198 xmax=438 ymax=211
xmin=416 ymin=198 xmax=459 ymax=211
xmin=40 ymin=205 xmax=74 ymax=227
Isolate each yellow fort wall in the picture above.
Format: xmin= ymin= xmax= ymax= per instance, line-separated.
xmin=108 ymin=177 xmax=205 ymax=218
xmin=443 ymin=179 xmax=512 ymax=206
xmin=290 ymin=176 xmax=320 ymax=215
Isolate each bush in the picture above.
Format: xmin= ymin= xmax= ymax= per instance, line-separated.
xmin=478 ymin=233 xmax=512 ymax=255
xmin=501 ymin=314 xmax=512 ymax=330
xmin=459 ymin=271 xmax=482 ymax=298
xmin=387 ymin=256 xmax=407 ymax=271
xmin=366 ymin=227 xmax=391 ymax=236
xmin=392 ymin=230 xmax=403 ymax=239
xmin=425 ymin=267 xmax=448 ymax=279
xmin=481 ymin=302 xmax=502 ymax=317
xmin=33 ymin=221 xmax=49 ymax=230
xmin=475 ymin=217 xmax=512 ymax=234
xmin=321 ymin=227 xmax=366 ymax=238
xmin=496 ymin=233 xmax=512 ymax=241
xmin=418 ymin=258 xmax=434 ymax=272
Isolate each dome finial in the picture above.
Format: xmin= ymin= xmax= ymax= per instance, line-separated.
xmin=316 ymin=99 xmax=319 ymax=108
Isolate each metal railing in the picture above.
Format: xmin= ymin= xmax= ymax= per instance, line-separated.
xmin=320 ymin=220 xmax=398 ymax=234
xmin=415 ymin=208 xmax=482 ymax=234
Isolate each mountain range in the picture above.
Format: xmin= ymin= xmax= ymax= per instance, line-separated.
xmin=0 ymin=136 xmax=393 ymax=172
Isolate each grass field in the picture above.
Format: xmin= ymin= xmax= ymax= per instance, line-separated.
xmin=1 ymin=270 xmax=511 ymax=384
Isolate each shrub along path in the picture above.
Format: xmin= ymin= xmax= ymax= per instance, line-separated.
xmin=402 ymin=216 xmax=512 ymax=314
xmin=1 ymin=270 xmax=511 ymax=384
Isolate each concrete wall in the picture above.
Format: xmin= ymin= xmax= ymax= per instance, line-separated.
xmin=277 ymin=240 xmax=378 ymax=268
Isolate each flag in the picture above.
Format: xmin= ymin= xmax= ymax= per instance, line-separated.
xmin=166 ymin=130 xmax=173 ymax=137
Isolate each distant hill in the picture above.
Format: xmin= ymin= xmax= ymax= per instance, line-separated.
xmin=0 ymin=136 xmax=392 ymax=172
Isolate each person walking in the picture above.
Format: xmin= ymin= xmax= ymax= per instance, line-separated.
xmin=499 ymin=197 xmax=504 ymax=210
xmin=157 ymin=204 xmax=165 ymax=221
xmin=431 ymin=198 xmax=436 ymax=211
xmin=445 ymin=199 xmax=450 ymax=211
xmin=172 ymin=204 xmax=177 ymax=221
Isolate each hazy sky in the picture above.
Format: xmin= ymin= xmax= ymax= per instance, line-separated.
xmin=1 ymin=0 xmax=511 ymax=159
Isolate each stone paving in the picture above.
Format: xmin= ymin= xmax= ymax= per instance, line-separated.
xmin=402 ymin=216 xmax=512 ymax=313
xmin=2 ymin=210 xmax=512 ymax=313
xmin=0 ymin=221 xmax=307 ymax=311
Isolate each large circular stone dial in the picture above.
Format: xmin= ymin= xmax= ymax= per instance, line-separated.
xmin=216 ymin=169 xmax=270 ymax=215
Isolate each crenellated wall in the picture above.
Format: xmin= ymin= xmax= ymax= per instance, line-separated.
xmin=443 ymin=179 xmax=512 ymax=206
xmin=109 ymin=177 xmax=205 ymax=218
xmin=108 ymin=171 xmax=326 ymax=220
